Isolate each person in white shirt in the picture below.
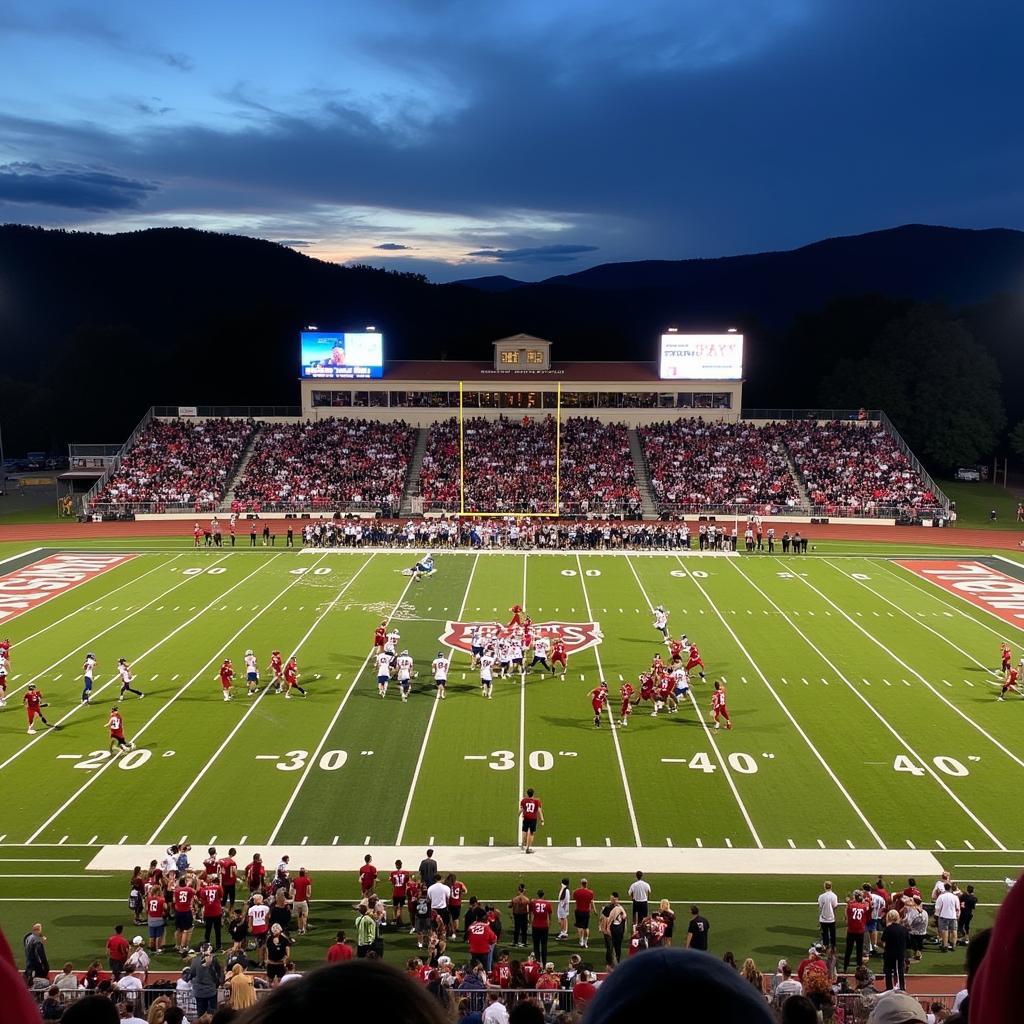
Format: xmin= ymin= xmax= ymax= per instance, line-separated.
xmin=627 ymin=870 xmax=652 ymax=926
xmin=556 ymin=878 xmax=571 ymax=940
xmin=480 ymin=650 xmax=495 ymax=699
xmin=482 ymin=991 xmax=510 ymax=1024
xmin=653 ymin=606 xmax=669 ymax=642
xmin=395 ymin=651 xmax=414 ymax=702
xmin=432 ymin=652 xmax=449 ymax=701
xmin=934 ymin=883 xmax=961 ymax=951
xmin=377 ymin=652 xmax=392 ymax=698
xmin=427 ymin=878 xmax=452 ymax=933
xmin=817 ymin=881 xmax=839 ymax=952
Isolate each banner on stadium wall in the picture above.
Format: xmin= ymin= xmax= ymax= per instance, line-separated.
xmin=178 ymin=406 xmax=198 ymax=417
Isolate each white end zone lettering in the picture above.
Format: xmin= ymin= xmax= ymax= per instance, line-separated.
xmin=0 ymin=553 xmax=136 ymax=623
xmin=895 ymin=559 xmax=1024 ymax=625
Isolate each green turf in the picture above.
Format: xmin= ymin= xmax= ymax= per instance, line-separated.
xmin=1 ymin=544 xmax=1022 ymax=975
xmin=939 ymin=479 xmax=1023 ymax=530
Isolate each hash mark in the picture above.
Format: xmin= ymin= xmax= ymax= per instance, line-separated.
xmin=364 ymin=836 xmax=371 ymax=845
xmin=787 ymin=839 xmax=795 ymax=849
xmin=816 ymin=839 xmax=826 ymax=849
xmin=846 ymin=840 xmax=855 ymax=849
xmin=332 ymin=836 xmax=339 ymax=846
xmin=724 ymin=838 xmax=733 ymax=848
xmin=696 ymin=838 xmax=703 ymax=848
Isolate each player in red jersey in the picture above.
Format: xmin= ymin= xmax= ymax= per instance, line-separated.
xmin=270 ymin=650 xmax=284 ymax=693
xmin=0 ymin=637 xmax=11 ymax=658
xmin=636 ymin=672 xmax=656 ymax=708
xmin=359 ymin=854 xmax=378 ymax=897
xmin=172 ymin=876 xmax=197 ymax=954
xmin=193 ymin=522 xmax=202 ymax=548
xmin=653 ymin=673 xmax=677 ymax=717
xmin=218 ymin=849 xmax=239 ymax=908
xmin=710 ymin=680 xmax=731 ymax=729
xmin=619 ymin=681 xmax=634 ymax=727
xmin=389 ymin=859 xmax=409 ymax=927
xmin=590 ymin=681 xmax=608 ymax=727
xmin=1001 ymin=643 xmax=1012 ymax=672
xmin=201 ymin=847 xmax=218 ymax=879
xmin=668 ymin=636 xmax=684 ymax=665
xmin=198 ymin=874 xmax=225 ymax=949
xmin=551 ymin=637 xmax=568 ymax=677
xmin=520 ymin=788 xmax=544 ymax=853
xmin=998 ymin=662 xmax=1022 ymax=701
xmin=107 ymin=705 xmax=133 ymax=753
xmin=284 ymin=656 xmax=306 ymax=699
xmin=529 ymin=891 xmax=554 ymax=963
xmin=218 ymin=659 xmax=234 ymax=702
xmin=145 ymin=886 xmax=168 ymax=953
xmin=683 ymin=637 xmax=707 ymax=681
xmin=23 ymin=683 xmax=52 ymax=735
xmin=651 ymin=652 xmax=665 ymax=673
xmin=508 ymin=604 xmax=524 ymax=627
xmin=374 ymin=621 xmax=388 ymax=654
xmin=0 ymin=648 xmax=8 ymax=707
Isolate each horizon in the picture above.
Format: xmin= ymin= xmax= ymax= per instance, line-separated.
xmin=1 ymin=2 xmax=1022 ymax=282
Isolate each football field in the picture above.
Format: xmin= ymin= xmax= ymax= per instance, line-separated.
xmin=0 ymin=543 xmax=1022 ymax=869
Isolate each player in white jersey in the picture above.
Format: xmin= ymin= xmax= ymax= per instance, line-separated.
xmin=117 ymin=657 xmax=144 ymax=699
xmin=432 ymin=651 xmax=449 ymax=700
xmin=376 ymin=652 xmax=393 ymax=698
xmin=0 ymin=651 xmax=8 ymax=706
xmin=81 ymin=652 xmax=96 ymax=704
xmin=469 ymin=627 xmax=485 ymax=667
xmin=529 ymin=636 xmax=551 ymax=673
xmin=496 ymin=638 xmax=511 ymax=679
xmin=480 ymin=649 xmax=495 ymax=699
xmin=395 ymin=651 xmax=415 ymax=702
xmin=244 ymin=649 xmax=259 ymax=695
xmin=385 ymin=630 xmax=400 ymax=660
xmin=509 ymin=636 xmax=524 ymax=674
xmin=653 ymin=605 xmax=669 ymax=643
xmin=673 ymin=666 xmax=690 ymax=699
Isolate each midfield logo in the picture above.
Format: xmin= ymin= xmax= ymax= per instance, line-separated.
xmin=439 ymin=621 xmax=604 ymax=655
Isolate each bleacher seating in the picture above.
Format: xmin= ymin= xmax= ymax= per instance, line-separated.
xmin=92 ymin=418 xmax=254 ymax=511
xmin=638 ymin=419 xmax=799 ymax=512
xmin=230 ymin=418 xmax=416 ymax=513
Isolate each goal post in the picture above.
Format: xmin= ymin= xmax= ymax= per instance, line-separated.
xmin=458 ymin=381 xmax=561 ymax=517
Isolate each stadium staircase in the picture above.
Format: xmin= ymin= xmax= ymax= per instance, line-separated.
xmin=627 ymin=428 xmax=660 ymax=519
xmin=219 ymin=425 xmax=264 ymax=510
xmin=399 ymin=426 xmax=430 ymax=517
xmin=782 ymin=448 xmax=812 ymax=507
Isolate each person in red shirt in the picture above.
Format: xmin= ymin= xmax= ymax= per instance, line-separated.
xmin=193 ymin=523 xmax=202 ymax=548
xmin=198 ymin=875 xmax=225 ymax=949
xmin=653 ymin=674 xmax=677 ymax=717
xmin=521 ymin=953 xmax=541 ymax=987
xmin=107 ymin=706 xmax=131 ymax=753
xmin=201 ymin=848 xmax=218 ymax=880
xmin=218 ymin=659 xmax=234 ymax=702
xmin=359 ymin=854 xmax=378 ymax=897
xmin=1001 ymin=642 xmax=1012 ymax=672
xmin=590 ymin=681 xmax=608 ymax=728
xmin=573 ymin=879 xmax=595 ymax=948
xmin=447 ymin=874 xmax=467 ymax=938
xmin=668 ymin=636 xmax=684 ymax=665
xmin=389 ymin=859 xmax=409 ymax=928
xmin=637 ymin=672 xmax=656 ymax=706
xmin=244 ymin=854 xmax=265 ymax=895
xmin=490 ymin=950 xmax=512 ymax=988
xmin=172 ymin=878 xmax=197 ymax=954
xmin=618 ymin=682 xmax=634 ymax=728
xmin=145 ymin=886 xmax=167 ymax=954
xmin=508 ymin=604 xmax=524 ymax=627
xmin=106 ymin=924 xmax=130 ymax=980
xmin=902 ymin=878 xmax=922 ymax=900
xmin=22 ymin=684 xmax=51 ymax=735
xmin=572 ymin=970 xmax=598 ymax=1012
xmin=520 ymin=789 xmax=544 ymax=853
xmin=270 ymin=650 xmax=284 ymax=692
xmin=374 ymin=622 xmax=388 ymax=654
xmin=466 ymin=917 xmax=497 ymax=969
xmin=684 ymin=640 xmax=707 ymax=681
xmin=843 ymin=890 xmax=870 ymax=973
xmin=797 ymin=945 xmax=829 ymax=981
xmin=530 ymin=890 xmax=553 ymax=964
xmin=326 ymin=930 xmax=353 ymax=962
xmin=218 ymin=848 xmax=238 ymax=908
xmin=711 ymin=680 xmax=731 ymax=730
xmin=291 ymin=868 xmax=312 ymax=934
xmin=551 ymin=637 xmax=567 ymax=677
xmin=999 ymin=664 xmax=1021 ymax=700
xmin=284 ymin=657 xmax=306 ymax=699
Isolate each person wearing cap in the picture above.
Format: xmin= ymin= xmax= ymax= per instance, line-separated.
xmin=866 ymin=990 xmax=926 ymax=1023
xmin=536 ymin=962 xmax=560 ymax=1000
xmin=796 ymin=944 xmax=828 ymax=982
xmin=123 ymin=936 xmax=149 ymax=980
xmin=188 ymin=944 xmax=223 ymax=1016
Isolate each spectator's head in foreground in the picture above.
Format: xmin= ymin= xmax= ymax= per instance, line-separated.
xmin=867 ymin=991 xmax=926 ymax=1024
xmin=234 ymin=960 xmax=451 ymax=1024
xmin=585 ymin=947 xmax=773 ymax=1024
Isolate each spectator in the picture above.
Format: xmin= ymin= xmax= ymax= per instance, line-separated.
xmin=62 ymin=998 xmax=120 ymax=1024
xmin=106 ymin=925 xmax=130 ymax=980
xmin=189 ymin=944 xmax=224 ymax=1016
xmin=23 ymin=922 xmax=49 ymax=981
xmin=482 ymin=991 xmax=509 ymax=1024
xmin=867 ymin=991 xmax=926 ymax=1023
xmin=780 ymin=995 xmax=819 ymax=1024
xmin=326 ymin=930 xmax=353 ymax=963
xmin=685 ymin=905 xmax=710 ymax=951
xmin=41 ymin=985 xmax=64 ymax=1021
xmin=740 ymin=957 xmax=763 ymax=993
xmin=772 ymin=962 xmax=802 ymax=1009
xmin=881 ymin=909 xmax=909 ymax=991
xmin=227 ymin=963 xmax=256 ymax=1010
xmin=55 ymin=962 xmax=80 ymax=994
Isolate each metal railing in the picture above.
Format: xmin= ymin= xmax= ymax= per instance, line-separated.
xmin=80 ymin=407 xmax=156 ymax=511
xmin=152 ymin=405 xmax=301 ymax=418
xmin=741 ymin=408 xmax=881 ymax=422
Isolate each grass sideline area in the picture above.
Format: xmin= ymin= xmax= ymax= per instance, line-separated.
xmin=0 ymin=541 xmax=1021 ymax=976
xmin=940 ymin=479 xmax=1022 ymax=530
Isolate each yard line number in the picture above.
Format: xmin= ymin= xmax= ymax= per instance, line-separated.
xmin=560 ymin=569 xmax=601 ymax=577
xmin=74 ymin=749 xmax=152 ymax=770
xmin=686 ymin=752 xmax=758 ymax=774
xmin=488 ymin=750 xmax=558 ymax=771
xmin=894 ymin=754 xmax=970 ymax=777
xmin=182 ymin=567 xmax=227 ymax=576
xmin=270 ymin=749 xmax=349 ymax=771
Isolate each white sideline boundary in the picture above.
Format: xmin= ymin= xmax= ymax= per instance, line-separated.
xmin=87 ymin=844 xmax=943 ymax=875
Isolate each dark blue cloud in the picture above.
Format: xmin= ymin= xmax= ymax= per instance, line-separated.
xmin=465 ymin=244 xmax=598 ymax=263
xmin=0 ymin=163 xmax=157 ymax=211
xmin=374 ymin=242 xmax=412 ymax=250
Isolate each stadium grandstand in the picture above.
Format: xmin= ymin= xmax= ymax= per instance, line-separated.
xmin=76 ymin=330 xmax=948 ymax=526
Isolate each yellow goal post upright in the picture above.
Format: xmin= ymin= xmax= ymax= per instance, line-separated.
xmin=458 ymin=380 xmax=561 ymax=518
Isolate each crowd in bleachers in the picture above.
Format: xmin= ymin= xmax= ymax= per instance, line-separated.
xmin=417 ymin=417 xmax=641 ymax=515
xmin=772 ymin=421 xmax=939 ymax=515
xmin=230 ymin=420 xmax=416 ymax=514
xmin=92 ymin=420 xmax=255 ymax=512
xmin=638 ymin=419 xmax=799 ymax=513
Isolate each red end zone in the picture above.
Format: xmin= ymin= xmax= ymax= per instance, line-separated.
xmin=0 ymin=552 xmax=136 ymax=624
xmin=895 ymin=560 xmax=1024 ymax=626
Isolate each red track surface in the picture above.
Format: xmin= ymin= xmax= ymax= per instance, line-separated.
xmin=3 ymin=519 xmax=1021 ymax=549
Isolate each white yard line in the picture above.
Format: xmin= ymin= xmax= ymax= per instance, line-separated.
xmin=269 ymin=554 xmax=424 ymax=844
xmin=823 ymin=558 xmax=1024 ymax=772
xmin=22 ymin=553 xmax=291 ymax=841
xmin=624 ymin=556 xmax=760 ymax=848
xmin=672 ymin=555 xmax=885 ymax=847
xmin=881 ymin=559 xmax=1024 ymax=640
xmin=145 ymin=553 xmax=374 ymax=845
xmin=6 ymin=555 xmax=190 ymax=702
xmin=0 ymin=552 xmax=239 ymax=772
xmin=731 ymin=560 xmax=1007 ymax=851
xmin=395 ymin=553 xmax=481 ymax=845
xmin=516 ymin=553 xmax=527 ymax=844
xmin=576 ymin=555 xmax=642 ymax=846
